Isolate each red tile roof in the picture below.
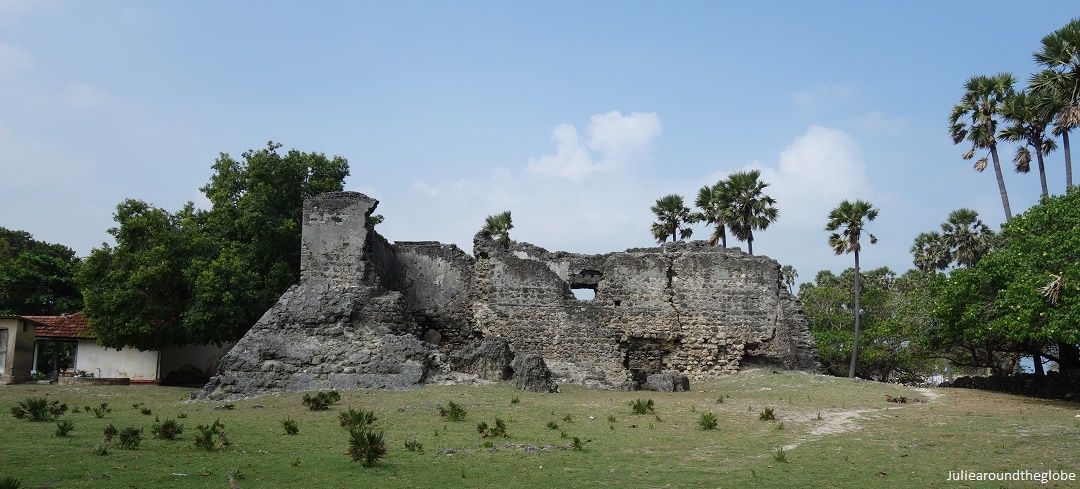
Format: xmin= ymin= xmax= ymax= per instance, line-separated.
xmin=22 ymin=312 xmax=94 ymax=339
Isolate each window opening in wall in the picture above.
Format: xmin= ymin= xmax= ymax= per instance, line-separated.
xmin=571 ymin=288 xmax=595 ymax=301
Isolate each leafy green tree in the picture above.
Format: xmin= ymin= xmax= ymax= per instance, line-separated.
xmin=693 ymin=181 xmax=733 ymax=247
xmin=79 ymin=142 xmax=349 ymax=350
xmin=940 ymin=208 xmax=994 ymax=268
xmin=724 ymin=170 xmax=778 ymax=255
xmin=481 ymin=211 xmax=513 ymax=247
xmin=910 ymin=232 xmax=950 ymax=273
xmin=1000 ymin=90 xmax=1057 ymax=198
xmin=800 ymin=268 xmax=935 ymax=381
xmin=930 ymin=189 xmax=1080 ymax=373
xmin=650 ymin=195 xmax=694 ymax=244
xmin=1031 ymin=18 xmax=1080 ymax=189
xmin=780 ymin=265 xmax=798 ymax=293
xmin=0 ymin=228 xmax=82 ymax=315
xmin=949 ymin=73 xmax=1017 ymax=219
xmin=825 ymin=199 xmax=879 ymax=378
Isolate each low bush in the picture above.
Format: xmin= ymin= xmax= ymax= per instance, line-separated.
xmin=194 ymin=420 xmax=231 ymax=451
xmin=10 ymin=397 xmax=67 ymax=422
xmin=102 ymin=423 xmax=117 ymax=441
xmin=282 ymin=417 xmax=299 ymax=435
xmin=570 ymin=436 xmax=585 ymax=451
xmin=117 ymin=427 xmax=143 ymax=450
xmin=338 ymin=407 xmax=377 ymax=430
xmin=348 ymin=427 xmax=386 ymax=467
xmin=302 ymin=391 xmax=341 ymax=411
xmin=0 ymin=476 xmax=21 ymax=489
xmin=760 ymin=407 xmax=776 ymax=421
xmin=774 ymin=446 xmax=787 ymax=463
xmin=546 ymin=421 xmax=559 ymax=430
xmin=139 ymin=407 xmax=152 ymax=416
xmin=629 ymin=399 xmax=654 ymax=415
xmin=698 ymin=412 xmax=718 ymax=430
xmin=437 ymin=401 xmax=466 ymax=421
xmin=91 ymin=403 xmax=111 ymax=419
xmin=404 ymin=439 xmax=423 ymax=452
xmin=55 ymin=419 xmax=75 ymax=437
xmin=151 ymin=418 xmax=184 ymax=440
xmin=477 ymin=418 xmax=508 ymax=438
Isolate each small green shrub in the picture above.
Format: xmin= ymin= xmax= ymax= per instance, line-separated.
xmin=282 ymin=417 xmax=299 ymax=435
xmin=10 ymin=397 xmax=67 ymax=422
xmin=139 ymin=407 xmax=152 ymax=416
xmin=220 ymin=403 xmax=236 ymax=410
xmin=698 ymin=412 xmax=718 ymax=430
xmin=559 ymin=430 xmax=568 ymax=439
xmin=91 ymin=442 xmax=109 ymax=456
xmin=773 ymin=446 xmax=787 ymax=463
xmin=716 ymin=395 xmax=725 ymax=403
xmin=404 ymin=439 xmax=423 ymax=452
xmin=339 ymin=407 xmax=377 ymax=430
xmin=776 ymin=422 xmax=785 ymax=431
xmin=546 ymin=421 xmax=559 ymax=430
xmin=194 ymin=420 xmax=231 ymax=451
xmin=562 ymin=414 xmax=573 ymax=423
xmin=438 ymin=401 xmax=466 ymax=421
xmin=570 ymin=436 xmax=585 ymax=451
xmin=629 ymin=399 xmax=654 ymax=415
xmin=606 ymin=414 xmax=616 ymax=423
xmin=690 ymin=405 xmax=697 ymax=413
xmin=510 ymin=396 xmax=520 ymax=404
xmin=760 ymin=407 xmax=776 ymax=421
xmin=0 ymin=476 xmax=22 ymax=489
xmin=117 ymin=427 xmax=143 ymax=450
xmin=302 ymin=390 xmax=341 ymax=411
xmin=177 ymin=412 xmax=187 ymax=419
xmin=102 ymin=423 xmax=117 ymax=441
xmin=55 ymin=419 xmax=75 ymax=437
xmin=477 ymin=418 xmax=508 ymax=438
xmin=151 ymin=418 xmax=184 ymax=440
xmin=91 ymin=402 xmax=110 ymax=419
xmin=348 ymin=427 xmax=386 ymax=467
xmin=72 ymin=406 xmax=81 ymax=413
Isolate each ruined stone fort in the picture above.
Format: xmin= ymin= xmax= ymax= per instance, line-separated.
xmin=199 ymin=192 xmax=817 ymax=399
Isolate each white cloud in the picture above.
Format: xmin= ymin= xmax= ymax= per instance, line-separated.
xmin=790 ymin=82 xmax=858 ymax=110
xmin=0 ymin=41 xmax=33 ymax=76
xmin=525 ymin=111 xmax=660 ymax=182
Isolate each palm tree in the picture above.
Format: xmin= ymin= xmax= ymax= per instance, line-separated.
xmin=949 ymin=73 xmax=1017 ymax=219
xmin=1000 ymin=90 xmax=1057 ymax=198
xmin=693 ymin=180 xmax=733 ymax=247
xmin=481 ymin=211 xmax=513 ymax=247
xmin=780 ymin=265 xmax=798 ymax=293
xmin=910 ymin=231 xmax=950 ymax=273
xmin=825 ymin=199 xmax=878 ymax=378
xmin=725 ymin=170 xmax=778 ymax=255
xmin=1031 ymin=19 xmax=1080 ymax=189
xmin=650 ymin=194 xmax=694 ymax=243
xmin=939 ymin=208 xmax=994 ymax=268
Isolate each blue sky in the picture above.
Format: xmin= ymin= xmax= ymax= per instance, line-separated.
xmin=1 ymin=1 xmax=1075 ymax=282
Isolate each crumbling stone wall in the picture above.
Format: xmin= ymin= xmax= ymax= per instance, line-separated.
xmin=200 ymin=191 xmax=817 ymax=399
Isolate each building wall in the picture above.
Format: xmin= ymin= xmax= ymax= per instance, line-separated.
xmin=75 ymin=340 xmax=159 ymax=380
xmin=0 ymin=318 xmax=36 ymax=383
xmin=159 ymin=343 xmax=231 ymax=379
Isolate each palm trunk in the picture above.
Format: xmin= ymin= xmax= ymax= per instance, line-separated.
xmin=848 ymin=250 xmax=861 ymax=378
xmin=1035 ymin=143 xmax=1049 ymax=199
xmin=747 ymin=231 xmax=754 ymax=255
xmin=989 ymin=145 xmax=1013 ymax=220
xmin=1064 ymin=130 xmax=1073 ymax=189
xmin=720 ymin=226 xmax=727 ymax=248
xmin=1032 ymin=351 xmax=1045 ymax=376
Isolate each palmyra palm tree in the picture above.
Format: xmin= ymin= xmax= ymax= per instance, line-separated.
xmin=1031 ymin=18 xmax=1080 ymax=189
xmin=481 ymin=211 xmax=513 ymax=247
xmin=725 ymin=170 xmax=778 ymax=255
xmin=780 ymin=265 xmax=798 ymax=293
xmin=825 ymin=199 xmax=878 ymax=378
xmin=949 ymin=73 xmax=1017 ymax=219
xmin=1000 ymin=90 xmax=1057 ymax=198
xmin=650 ymin=194 xmax=694 ymax=244
xmin=939 ymin=208 xmax=994 ymax=268
xmin=910 ymin=231 xmax=951 ymax=273
xmin=694 ymin=180 xmax=733 ymax=247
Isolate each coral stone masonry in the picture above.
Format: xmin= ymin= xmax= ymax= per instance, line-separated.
xmin=199 ymin=191 xmax=817 ymax=399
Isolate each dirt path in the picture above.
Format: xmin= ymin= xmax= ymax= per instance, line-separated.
xmin=781 ymin=387 xmax=945 ymax=451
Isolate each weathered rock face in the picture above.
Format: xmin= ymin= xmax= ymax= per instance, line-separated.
xmin=643 ymin=372 xmax=690 ymax=392
xmin=200 ymin=191 xmax=816 ymax=399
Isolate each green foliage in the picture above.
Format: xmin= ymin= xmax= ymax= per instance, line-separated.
xmin=0 ymin=476 xmax=21 ymax=489
xmin=438 ymin=401 xmax=466 ymax=421
xmin=510 ymin=396 xmax=520 ymax=404
xmin=759 ymin=407 xmax=775 ymax=421
xmin=570 ymin=436 xmax=585 ymax=451
xmin=773 ymin=446 xmax=788 ymax=463
xmin=102 ymin=423 xmax=117 ymax=441
xmin=348 ymin=427 xmax=386 ymax=467
xmin=606 ymin=414 xmax=616 ymax=423
xmin=628 ymin=399 xmax=654 ymax=415
xmin=477 ymin=418 xmax=508 ymax=438
xmin=698 ymin=412 xmax=718 ymax=430
xmin=116 ymin=427 xmax=142 ymax=450
xmin=0 ymin=227 xmax=82 ymax=315
xmin=724 ymin=170 xmax=779 ymax=255
xmin=55 ymin=419 xmax=74 ymax=437
xmin=481 ymin=211 xmax=514 ymax=247
xmin=562 ymin=414 xmax=573 ymax=423
xmin=650 ymin=194 xmax=695 ymax=243
xmin=140 ymin=407 xmax=152 ymax=416
xmin=194 ymin=420 xmax=230 ymax=451
xmin=693 ymin=180 xmax=734 ymax=247
xmin=404 ymin=439 xmax=423 ymax=452
xmin=338 ymin=407 xmax=377 ymax=430
xmin=800 ymin=267 xmax=937 ymax=380
xmin=151 ymin=418 xmax=184 ymax=440
xmin=78 ymin=142 xmax=349 ymax=349
xmin=91 ymin=442 xmax=109 ymax=456
xmin=302 ymin=391 xmax=341 ymax=411
xmin=282 ymin=417 xmax=299 ymax=435
xmin=10 ymin=397 xmax=66 ymax=422
xmin=546 ymin=421 xmax=559 ymax=430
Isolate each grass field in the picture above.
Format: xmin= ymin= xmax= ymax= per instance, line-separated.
xmin=0 ymin=370 xmax=1077 ymax=488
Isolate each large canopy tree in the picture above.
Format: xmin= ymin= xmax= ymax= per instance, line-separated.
xmin=1000 ymin=90 xmax=1057 ymax=198
xmin=650 ymin=194 xmax=694 ymax=244
xmin=949 ymin=73 xmax=1017 ymax=219
xmin=724 ymin=170 xmax=778 ymax=255
xmin=0 ymin=228 xmax=82 ymax=315
xmin=693 ymin=180 xmax=733 ymax=247
xmin=79 ymin=142 xmax=350 ymax=350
